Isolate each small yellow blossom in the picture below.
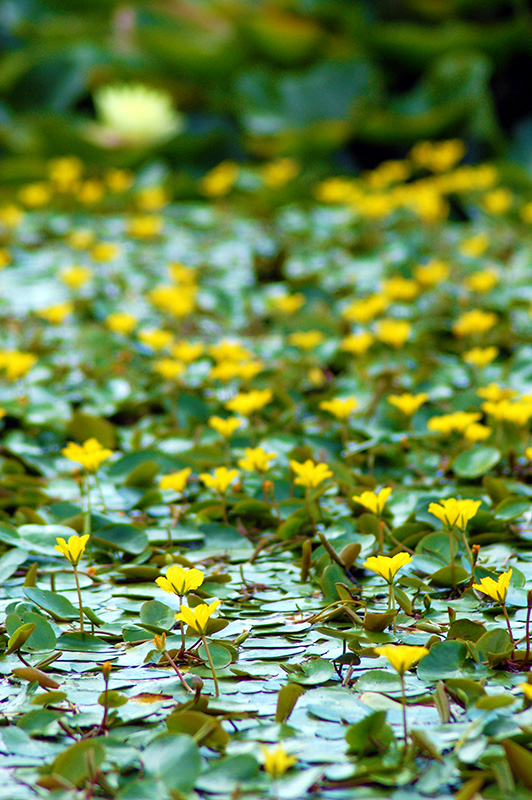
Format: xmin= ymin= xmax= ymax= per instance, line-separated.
xmin=314 ymin=177 xmax=354 ymax=204
xmin=465 ymin=269 xmax=498 ymax=294
xmin=168 ymin=262 xmax=197 ymax=285
xmin=225 ymin=389 xmax=272 ymax=416
xmin=477 ymin=383 xmax=517 ymax=402
xmin=200 ymin=161 xmax=239 ymax=198
xmin=54 ymin=534 xmax=90 ymax=566
xmin=153 ymin=358 xmax=185 ymax=380
xmin=340 ymin=331 xmax=374 ymax=355
xmin=319 ymin=397 xmax=358 ymax=421
xmin=138 ymin=328 xmax=173 ymax=351
xmin=428 ymin=411 xmax=482 ymax=436
xmin=60 ymin=265 xmax=92 ymax=289
xmin=238 ymin=447 xmax=277 ymax=473
xmin=414 ymin=260 xmax=450 ymax=287
xmin=18 ymin=183 xmax=51 ymax=208
xmin=428 ymin=498 xmax=481 ymax=530
xmin=78 ymin=180 xmax=104 ymax=205
xmin=473 ymin=569 xmax=512 ymax=604
xmin=270 ymin=293 xmax=306 ymax=315
xmin=519 ymin=683 xmax=532 ymax=702
xmin=91 ymin=242 xmax=120 ymax=262
xmin=381 ymin=276 xmax=419 ymax=302
xmin=175 ymin=600 xmax=221 ymax=635
xmin=363 ymin=552 xmax=412 ymax=583
xmin=482 ymin=188 xmax=512 ymax=215
xmin=526 ymin=447 xmax=532 ymax=461
xmin=61 ymin=439 xmax=113 ymax=472
xmin=463 ymin=346 xmax=499 ymax=368
xmin=0 ymin=204 xmax=24 ymax=229
xmin=156 ymin=564 xmax=203 ymax=595
xmin=352 ymin=487 xmax=391 ymax=515
xmin=387 ymin=392 xmax=428 ymax=416
xmin=127 ymin=215 xmax=163 ymax=239
xmin=105 ymin=168 xmax=134 ymax=193
xmin=374 ymin=644 xmax=429 ymax=676
xmin=465 ymin=423 xmax=492 ymax=442
xmin=135 ymin=185 xmax=169 ymax=212
xmin=261 ymin=158 xmax=300 ymax=189
xmin=289 ymin=459 xmax=333 ymax=489
xmin=200 ymin=467 xmax=239 ymax=494
xmin=287 ymin=330 xmax=325 ymax=350
xmin=171 ymin=341 xmax=204 ymax=364
xmin=374 ymin=319 xmax=411 ymax=348
xmin=483 ymin=399 xmax=532 ymax=426
xmin=158 ymin=468 xmax=192 ymax=493
xmin=459 ymin=234 xmax=489 ymax=258
xmin=68 ymin=230 xmax=95 ymax=250
xmin=209 ymin=339 xmax=250 ymax=363
xmin=342 ymin=294 xmax=389 ymax=324
xmin=208 ymin=416 xmax=242 ymax=438
xmin=0 ymin=350 xmax=37 ymax=381
xmin=148 ymin=285 xmax=196 ymax=317
xmin=37 ymin=303 xmax=73 ymax=325
xmin=410 ymin=139 xmax=465 ymax=172
xmin=261 ymin=745 xmax=298 ymax=779
xmin=106 ymin=312 xmax=137 ymax=335
xmin=308 ymin=367 xmax=326 ymax=387
xmin=0 ymin=249 xmax=11 ymax=269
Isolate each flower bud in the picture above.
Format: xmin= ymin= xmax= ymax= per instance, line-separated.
xmin=153 ymin=633 xmax=167 ymax=653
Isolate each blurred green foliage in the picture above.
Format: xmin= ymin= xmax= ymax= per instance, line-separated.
xmin=2 ymin=0 xmax=532 ymax=178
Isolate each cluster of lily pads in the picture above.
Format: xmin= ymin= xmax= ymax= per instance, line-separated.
xmin=2 ymin=144 xmax=532 ymax=798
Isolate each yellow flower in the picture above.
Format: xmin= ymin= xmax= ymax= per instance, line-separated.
xmin=261 ymin=157 xmax=300 ymax=189
xmin=200 ymin=467 xmax=239 ymax=494
xmin=225 ymin=389 xmax=272 ymax=416
xmin=91 ymin=242 xmax=120 ymax=262
xmin=519 ymin=683 xmax=532 ymax=702
xmin=387 ymin=393 xmax=428 ymax=416
xmin=352 ymin=487 xmax=391 ymax=515
xmin=342 ymin=294 xmax=389 ymax=324
xmin=381 ymin=276 xmax=419 ymax=302
xmin=128 ymin=215 xmax=163 ymax=239
xmin=18 ymin=182 xmax=51 ymax=208
xmin=153 ymin=358 xmax=185 ymax=380
xmin=410 ymin=139 xmax=465 ymax=172
xmin=261 ymin=745 xmax=298 ymax=779
xmin=339 ymin=331 xmax=374 ymax=355
xmin=61 ymin=439 xmax=113 ymax=472
xmin=55 ymin=534 xmax=90 ymax=566
xmin=465 ymin=269 xmax=498 ymax=294
xmin=363 ymin=552 xmax=412 ymax=583
xmin=374 ymin=319 xmax=411 ymax=348
xmin=0 ymin=204 xmax=24 ymax=229
xmin=135 ymin=185 xmax=169 ymax=212
xmin=209 ymin=361 xmax=245 ymax=383
xmin=155 ymin=564 xmax=204 ymax=595
xmin=526 ymin=447 xmax=532 ymax=461
xmin=414 ymin=260 xmax=450 ymax=287
xmin=287 ymin=330 xmax=325 ymax=350
xmin=238 ymin=447 xmax=277 ymax=473
xmin=374 ymin=644 xmax=429 ymax=676
xmin=428 ymin=498 xmax=481 ymax=530
xmin=209 ymin=339 xmax=250 ymax=363
xmin=158 ymin=468 xmax=192 ymax=493
xmin=175 ymin=600 xmax=221 ymax=635
xmin=171 ymin=341 xmax=204 ymax=364
xmin=427 ymin=411 xmax=481 ymax=436
xmin=105 ymin=168 xmax=134 ymax=193
xmin=482 ymin=188 xmax=512 ymax=215
xmin=483 ymin=399 xmax=532 ymax=426
xmin=290 ymin=459 xmax=332 ymax=489
xmin=60 ymin=265 xmax=92 ymax=289
xmin=93 ymin=83 xmax=182 ymax=147
xmin=168 ymin=262 xmax=197 ymax=285
xmin=472 ymin=569 xmax=512 ymax=603
xmin=459 ymin=233 xmax=489 ymax=258
xmin=37 ymin=303 xmax=73 ymax=325
xmin=0 ymin=350 xmax=37 ymax=381
xmin=200 ymin=161 xmax=239 ymax=198
xmin=208 ymin=416 xmax=242 ymax=438
xmin=454 ymin=309 xmax=498 ymax=337
xmin=148 ymin=285 xmax=196 ymax=317
xmin=464 ymin=423 xmax=492 ymax=442
xmin=477 ymin=383 xmax=517 ymax=402
xmin=270 ymin=293 xmax=306 ymax=315
xmin=319 ymin=397 xmax=358 ymax=421
xmin=48 ymin=156 xmax=83 ymax=191
xmin=105 ymin=312 xmax=137 ymax=336
xmin=78 ymin=180 xmax=104 ymax=205
xmin=463 ymin=346 xmax=499 ymax=369
xmin=68 ymin=229 xmax=94 ymax=250
xmin=138 ymin=328 xmax=173 ymax=351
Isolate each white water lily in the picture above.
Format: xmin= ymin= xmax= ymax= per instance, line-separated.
xmin=91 ymin=84 xmax=183 ymax=148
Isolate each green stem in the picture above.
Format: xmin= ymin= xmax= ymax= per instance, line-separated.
xmin=449 ymin=528 xmax=456 ymax=588
xmin=400 ymin=674 xmax=408 ymax=744
xmin=73 ymin=565 xmax=84 ymax=634
xmin=94 ymin=471 xmax=108 ymax=514
xmin=502 ymin=603 xmax=514 ymax=643
xmin=201 ymin=635 xmax=219 ymax=697
xmin=162 ymin=649 xmax=194 ymax=693
xmin=458 ymin=526 xmax=474 ymax=572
